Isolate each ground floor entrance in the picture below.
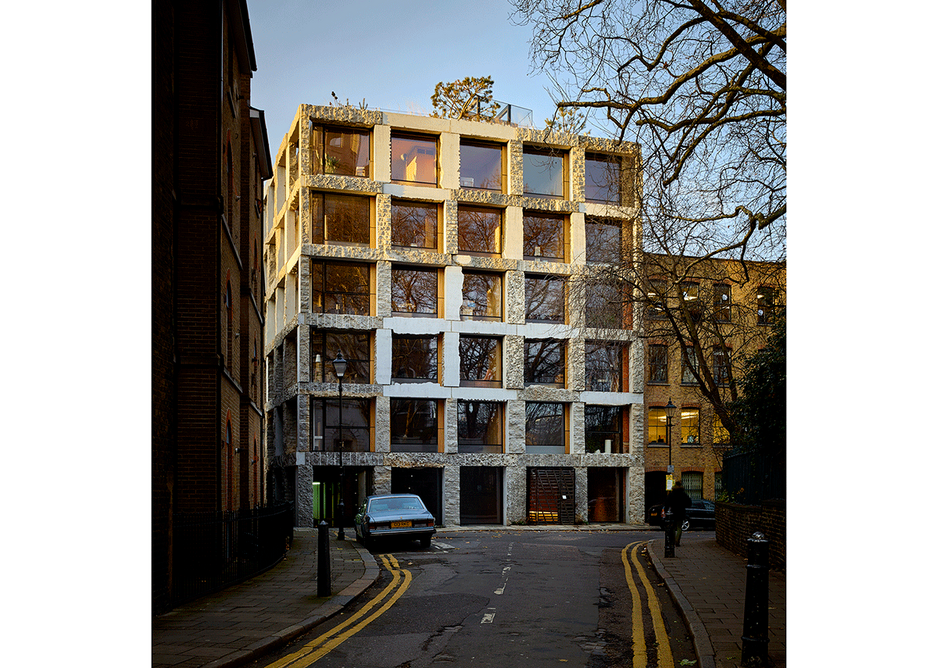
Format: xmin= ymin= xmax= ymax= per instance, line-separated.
xmin=587 ymin=467 xmax=626 ymax=522
xmin=460 ymin=466 xmax=504 ymax=525
xmin=391 ymin=467 xmax=443 ymax=525
xmin=527 ymin=467 xmax=575 ymax=524
xmin=313 ymin=466 xmax=372 ymax=530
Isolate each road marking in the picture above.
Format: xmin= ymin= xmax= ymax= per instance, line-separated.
xmin=263 ymin=553 xmax=411 ymax=668
xmin=621 ymin=542 xmax=675 ymax=668
xmin=481 ymin=609 xmax=496 ymax=624
xmin=494 ymin=565 xmax=511 ymax=595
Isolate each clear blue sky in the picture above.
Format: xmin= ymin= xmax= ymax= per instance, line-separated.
xmin=245 ymin=0 xmax=560 ymax=145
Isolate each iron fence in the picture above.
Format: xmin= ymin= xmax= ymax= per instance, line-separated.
xmin=171 ymin=503 xmax=294 ymax=608
xmin=721 ymin=448 xmax=785 ymax=505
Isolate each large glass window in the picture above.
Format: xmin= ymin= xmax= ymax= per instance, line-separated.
xmin=525 ymin=402 xmax=567 ymax=454
xmin=680 ymin=281 xmax=702 ymax=322
xmin=390 ymin=399 xmax=439 ymax=452
xmin=523 ymin=211 xmax=566 ymax=261
xmin=311 ymin=330 xmax=371 ymax=383
xmin=648 ymin=344 xmax=669 ymax=384
xmin=648 ymin=407 xmax=668 ymax=445
xmin=461 ymin=271 xmax=502 ymax=320
xmin=524 ymin=339 xmax=565 ymax=386
xmin=312 ymin=397 xmax=371 ymax=453
xmin=392 ymin=133 xmax=437 ymax=185
xmin=310 ymin=261 xmax=370 ymax=315
xmin=585 ymin=406 xmax=626 ymax=453
xmin=713 ymin=347 xmax=730 ymax=386
xmin=523 ymin=147 xmax=566 ymax=198
xmin=714 ymin=284 xmax=732 ymax=322
xmin=310 ymin=193 xmax=371 ymax=247
xmin=459 ymin=336 xmax=502 ymax=387
xmin=757 ymin=286 xmax=777 ymax=325
xmin=585 ymin=341 xmax=625 ymax=392
xmin=458 ymin=401 xmax=503 ymax=453
xmin=584 ymin=153 xmax=622 ymax=203
xmin=682 ymin=471 xmax=703 ymax=500
xmin=525 ymin=275 xmax=565 ymax=323
xmin=391 ymin=266 xmax=438 ymax=317
xmin=682 ymin=407 xmax=701 ymax=445
xmin=311 ymin=125 xmax=371 ymax=178
xmin=391 ymin=335 xmax=437 ymax=382
xmin=585 ymin=280 xmax=624 ymax=329
xmin=460 ymin=141 xmax=504 ymax=191
xmin=585 ymin=217 xmax=623 ymax=264
xmin=713 ymin=414 xmax=730 ymax=445
xmin=681 ymin=347 xmax=699 ymax=385
xmin=458 ymin=206 xmax=502 ymax=256
xmin=391 ymin=200 xmax=438 ymax=250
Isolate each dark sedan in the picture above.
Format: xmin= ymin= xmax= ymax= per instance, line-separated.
xmin=647 ymin=499 xmax=716 ymax=531
xmin=354 ymin=493 xmax=436 ymax=549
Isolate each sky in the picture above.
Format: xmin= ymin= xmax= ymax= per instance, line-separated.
xmin=245 ymin=0 xmax=561 ymax=145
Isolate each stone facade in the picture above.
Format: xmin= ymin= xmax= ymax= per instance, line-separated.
xmin=264 ymin=106 xmax=645 ymax=528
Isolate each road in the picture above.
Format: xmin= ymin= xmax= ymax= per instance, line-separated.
xmin=250 ymin=529 xmax=699 ymax=668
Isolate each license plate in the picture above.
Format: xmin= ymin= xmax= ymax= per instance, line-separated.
xmin=391 ymin=520 xmax=412 ymax=528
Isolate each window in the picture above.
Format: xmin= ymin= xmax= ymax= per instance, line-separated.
xmin=459 ymin=336 xmax=502 ymax=387
xmin=390 ymin=399 xmax=439 ymax=453
xmin=311 ymin=330 xmax=371 ymax=383
xmin=311 ymin=397 xmax=371 ymax=453
xmin=681 ymin=347 xmax=699 ymax=384
xmin=523 ymin=146 xmax=566 ymax=198
xmin=392 ymin=133 xmax=437 ymax=185
xmin=681 ymin=407 xmax=700 ymax=445
xmin=648 ymin=407 xmax=668 ymax=445
xmin=585 ymin=280 xmax=625 ymax=329
xmin=585 ymin=406 xmax=627 ymax=454
xmin=585 ymin=153 xmax=622 ymax=203
xmin=391 ymin=335 xmax=437 ymax=382
xmin=458 ymin=206 xmax=502 ymax=255
xmin=585 ymin=217 xmax=622 ymax=264
xmin=311 ymin=125 xmax=370 ymax=177
xmin=391 ymin=266 xmax=438 ymax=317
xmin=714 ymin=472 xmax=723 ymax=497
xmin=714 ymin=347 xmax=730 ymax=386
xmin=460 ymin=141 xmax=504 ymax=191
xmin=682 ymin=471 xmax=703 ymax=500
xmin=461 ymin=271 xmax=502 ymax=320
xmin=713 ymin=414 xmax=730 ymax=445
xmin=310 ymin=193 xmax=371 ymax=247
xmin=525 ymin=275 xmax=565 ymax=323
xmin=391 ymin=200 xmax=438 ymax=250
xmin=757 ymin=286 xmax=777 ymax=325
xmin=648 ymin=344 xmax=668 ymax=384
xmin=458 ymin=400 xmax=503 ymax=453
xmin=523 ymin=211 xmax=566 ymax=261
xmin=524 ymin=339 xmax=565 ymax=386
xmin=585 ymin=341 xmax=626 ymax=392
xmin=525 ymin=402 xmax=567 ymax=454
xmin=714 ymin=284 xmax=732 ymax=322
xmin=647 ymin=279 xmax=667 ymax=319
xmin=680 ymin=282 xmax=701 ymax=322
xmin=310 ymin=261 xmax=371 ymax=315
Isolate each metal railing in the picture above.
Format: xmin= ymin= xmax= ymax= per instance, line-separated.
xmin=170 ymin=503 xmax=294 ymax=608
xmin=721 ymin=448 xmax=785 ymax=505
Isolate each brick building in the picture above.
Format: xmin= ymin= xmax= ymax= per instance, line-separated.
xmin=263 ymin=104 xmax=646 ymax=529
xmin=152 ymin=0 xmax=272 ymax=611
xmin=641 ymin=256 xmax=785 ymax=511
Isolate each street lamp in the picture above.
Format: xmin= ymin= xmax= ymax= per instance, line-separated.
xmin=333 ymin=352 xmax=348 ymax=540
xmin=665 ymin=398 xmax=677 ymax=489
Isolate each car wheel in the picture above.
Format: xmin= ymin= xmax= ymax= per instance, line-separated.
xmin=681 ymin=519 xmax=690 ymax=532
xmin=420 ymin=536 xmax=431 ymax=548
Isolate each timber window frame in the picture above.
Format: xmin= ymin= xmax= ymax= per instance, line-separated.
xmin=311 ymin=124 xmax=371 ymax=178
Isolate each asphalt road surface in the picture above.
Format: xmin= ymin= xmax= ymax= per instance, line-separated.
xmin=250 ymin=529 xmax=699 ymax=668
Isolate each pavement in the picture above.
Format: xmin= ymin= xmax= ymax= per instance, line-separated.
xmin=153 ymin=525 xmax=786 ymax=668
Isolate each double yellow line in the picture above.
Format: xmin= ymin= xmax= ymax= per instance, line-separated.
xmin=622 ymin=541 xmax=674 ymax=668
xmin=265 ymin=554 xmax=412 ymax=668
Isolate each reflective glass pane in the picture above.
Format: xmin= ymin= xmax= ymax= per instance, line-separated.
xmin=523 ymin=148 xmax=565 ymax=198
xmin=391 ymin=267 xmax=437 ymax=316
xmin=390 ymin=399 xmax=438 ymax=452
xmin=585 ymin=341 xmax=623 ymax=392
xmin=525 ymin=276 xmax=565 ymax=322
xmin=312 ymin=262 xmax=370 ymax=315
xmin=525 ymin=402 xmax=565 ymax=451
xmin=523 ymin=212 xmax=565 ymax=261
xmin=458 ymin=206 xmax=502 ymax=255
xmin=392 ymin=135 xmax=437 ymax=184
xmin=460 ymin=142 xmax=502 ymax=190
xmin=391 ymin=201 xmax=437 ymax=249
xmin=391 ymin=335 xmax=437 ymax=381
xmin=461 ymin=272 xmax=502 ymax=320
xmin=586 ymin=218 xmax=622 ymax=263
xmin=585 ymin=153 xmax=622 ymax=203
xmin=524 ymin=339 xmax=565 ymax=385
xmin=458 ymin=401 xmax=503 ymax=451
xmin=585 ymin=405 xmax=623 ymax=453
xmin=459 ymin=336 xmax=501 ymax=385
xmin=311 ymin=193 xmax=370 ymax=246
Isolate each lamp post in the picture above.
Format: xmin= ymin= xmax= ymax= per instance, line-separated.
xmin=665 ymin=398 xmax=677 ymax=488
xmin=333 ymin=352 xmax=347 ymax=540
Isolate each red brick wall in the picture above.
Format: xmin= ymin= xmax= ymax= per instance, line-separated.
xmin=716 ymin=500 xmax=786 ymax=571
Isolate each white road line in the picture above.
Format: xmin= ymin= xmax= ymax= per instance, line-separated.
xmin=481 ymin=611 xmax=496 ymax=624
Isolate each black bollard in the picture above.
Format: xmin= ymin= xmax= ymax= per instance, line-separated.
xmin=742 ymin=531 xmax=770 ymax=666
xmin=663 ymin=511 xmax=675 ymax=558
xmin=317 ymin=520 xmax=331 ymax=597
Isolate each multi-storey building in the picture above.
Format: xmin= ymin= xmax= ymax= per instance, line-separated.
xmin=263 ymin=104 xmax=645 ymax=528
xmin=641 ymin=256 xmax=785 ymax=510
xmin=152 ymin=0 xmax=272 ymax=610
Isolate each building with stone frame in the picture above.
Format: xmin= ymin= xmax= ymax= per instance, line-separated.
xmin=641 ymin=255 xmax=785 ymax=512
xmin=263 ymin=104 xmax=646 ymax=529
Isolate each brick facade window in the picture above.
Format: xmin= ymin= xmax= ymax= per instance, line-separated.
xmin=649 ymin=344 xmax=668 ymax=384
xmin=681 ymin=407 xmax=700 ymax=444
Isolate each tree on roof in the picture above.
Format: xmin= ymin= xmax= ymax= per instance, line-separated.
xmin=430 ymin=76 xmax=499 ymax=120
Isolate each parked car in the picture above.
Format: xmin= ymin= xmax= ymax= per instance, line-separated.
xmin=354 ymin=494 xmax=436 ymax=549
xmin=647 ymin=499 xmax=716 ymax=531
